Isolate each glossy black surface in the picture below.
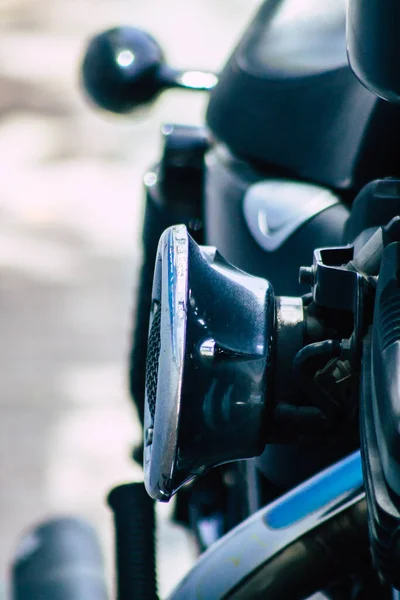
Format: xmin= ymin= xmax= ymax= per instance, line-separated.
xmin=82 ymin=27 xmax=165 ymax=113
xmin=204 ymin=147 xmax=350 ymax=297
xmin=144 ymin=226 xmax=276 ymax=500
xmin=204 ymin=147 xmax=356 ymax=488
xmin=206 ymin=0 xmax=400 ymax=191
xmin=347 ymin=0 xmax=400 ymax=103
xmin=177 ymin=237 xmax=275 ymax=482
xmin=82 ymin=27 xmax=217 ymax=114
xmin=244 ymin=0 xmax=347 ymax=78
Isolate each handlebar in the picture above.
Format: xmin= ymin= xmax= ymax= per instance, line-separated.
xmin=11 ymin=517 xmax=109 ymax=600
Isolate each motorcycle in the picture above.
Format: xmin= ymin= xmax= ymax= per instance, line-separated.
xmin=10 ymin=0 xmax=400 ymax=598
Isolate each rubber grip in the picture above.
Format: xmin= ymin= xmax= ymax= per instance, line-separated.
xmin=108 ymin=483 xmax=158 ymax=600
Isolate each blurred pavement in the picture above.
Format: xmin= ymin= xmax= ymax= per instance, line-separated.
xmin=0 ymin=0 xmax=261 ymax=597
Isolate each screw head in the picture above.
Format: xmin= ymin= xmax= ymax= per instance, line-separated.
xmin=145 ymin=427 xmax=154 ymax=447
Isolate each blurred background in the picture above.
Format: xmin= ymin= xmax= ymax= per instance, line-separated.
xmin=0 ymin=0 xmax=260 ymax=597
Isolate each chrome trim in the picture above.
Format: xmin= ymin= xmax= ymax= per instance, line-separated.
xmin=144 ymin=225 xmax=189 ymax=501
xmin=199 ymin=338 xmax=216 ymax=359
xmin=177 ymin=70 xmax=218 ymax=90
xmin=243 ymin=180 xmax=339 ymax=252
xmin=168 ymin=452 xmax=364 ymax=599
xmin=276 ymin=296 xmax=304 ymax=329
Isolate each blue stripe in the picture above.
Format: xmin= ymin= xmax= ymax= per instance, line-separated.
xmin=265 ymin=451 xmax=363 ymax=529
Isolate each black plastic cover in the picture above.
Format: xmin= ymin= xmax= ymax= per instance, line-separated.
xmin=206 ymin=0 xmax=400 ymax=191
xmin=180 ymin=238 xmax=274 ymax=473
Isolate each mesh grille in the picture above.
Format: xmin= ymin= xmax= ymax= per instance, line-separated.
xmin=145 ymin=307 xmax=162 ymax=422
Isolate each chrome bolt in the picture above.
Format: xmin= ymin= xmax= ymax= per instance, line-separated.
xmin=145 ymin=427 xmax=154 ymax=447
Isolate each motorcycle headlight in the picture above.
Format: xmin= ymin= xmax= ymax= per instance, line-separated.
xmin=143 ymin=225 xmax=275 ymax=501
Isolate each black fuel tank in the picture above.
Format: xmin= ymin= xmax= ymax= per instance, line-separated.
xmin=205 ymin=147 xmax=349 ymax=297
xmin=207 ymin=0 xmax=400 ymax=192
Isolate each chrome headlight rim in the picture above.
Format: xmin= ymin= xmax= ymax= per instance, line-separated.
xmin=144 ymin=224 xmax=189 ymax=501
